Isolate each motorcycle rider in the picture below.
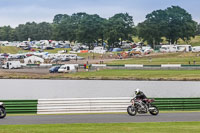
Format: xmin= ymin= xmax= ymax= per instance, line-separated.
xmin=135 ymin=88 xmax=147 ymax=100
xmin=132 ymin=88 xmax=147 ymax=110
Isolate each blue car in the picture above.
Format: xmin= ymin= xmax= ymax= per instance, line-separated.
xmin=49 ymin=66 xmax=60 ymax=73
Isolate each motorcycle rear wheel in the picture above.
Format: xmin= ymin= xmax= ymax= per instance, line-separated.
xmin=149 ymin=106 xmax=159 ymax=115
xmin=127 ymin=105 xmax=137 ymax=116
xmin=0 ymin=107 xmax=6 ymax=119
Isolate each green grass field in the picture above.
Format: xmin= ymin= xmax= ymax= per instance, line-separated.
xmin=0 ymin=46 xmax=71 ymax=54
xmin=133 ymin=35 xmax=200 ymax=46
xmin=64 ymin=69 xmax=200 ymax=80
xmin=0 ymin=46 xmax=26 ymax=54
xmin=108 ymin=52 xmax=200 ymax=65
xmin=2 ymin=69 xmax=200 ymax=80
xmin=0 ymin=122 xmax=199 ymax=133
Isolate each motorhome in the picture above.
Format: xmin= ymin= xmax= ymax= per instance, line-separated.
xmin=159 ymin=45 xmax=177 ymax=53
xmin=90 ymin=47 xmax=106 ymax=54
xmin=2 ymin=61 xmax=21 ymax=69
xmin=177 ymin=45 xmax=192 ymax=52
xmin=192 ymin=46 xmax=200 ymax=52
xmin=58 ymin=64 xmax=78 ymax=73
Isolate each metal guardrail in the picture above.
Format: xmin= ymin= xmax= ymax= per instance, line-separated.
xmin=154 ymin=98 xmax=200 ymax=110
xmin=1 ymin=98 xmax=199 ymax=114
xmin=22 ymin=64 xmax=200 ymax=69
xmin=37 ymin=97 xmax=200 ymax=114
xmin=1 ymin=100 xmax=38 ymax=114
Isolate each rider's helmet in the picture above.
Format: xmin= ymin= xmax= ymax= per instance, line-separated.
xmin=135 ymin=88 xmax=140 ymax=95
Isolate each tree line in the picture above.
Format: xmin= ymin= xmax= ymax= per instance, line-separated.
xmin=0 ymin=6 xmax=199 ymax=48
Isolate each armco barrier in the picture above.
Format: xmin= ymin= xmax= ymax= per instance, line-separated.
xmin=1 ymin=98 xmax=199 ymax=114
xmin=37 ymin=97 xmax=200 ymax=114
xmin=1 ymin=100 xmax=38 ymax=114
xmin=154 ymin=98 xmax=200 ymax=111
xmin=37 ymin=97 xmax=130 ymax=114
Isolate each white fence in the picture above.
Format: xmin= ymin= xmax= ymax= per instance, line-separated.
xmin=37 ymin=97 xmax=132 ymax=114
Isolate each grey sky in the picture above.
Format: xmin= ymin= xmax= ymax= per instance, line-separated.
xmin=0 ymin=0 xmax=199 ymax=27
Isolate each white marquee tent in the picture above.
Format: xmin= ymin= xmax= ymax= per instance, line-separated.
xmin=24 ymin=56 xmax=44 ymax=64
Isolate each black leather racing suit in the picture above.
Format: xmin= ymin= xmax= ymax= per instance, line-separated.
xmin=135 ymin=91 xmax=147 ymax=109
xmin=135 ymin=91 xmax=147 ymax=100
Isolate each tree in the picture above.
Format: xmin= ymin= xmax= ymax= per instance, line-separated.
xmin=15 ymin=22 xmax=53 ymax=41
xmin=196 ymin=24 xmax=200 ymax=35
xmin=105 ymin=13 xmax=134 ymax=48
xmin=77 ymin=14 xmax=106 ymax=49
xmin=137 ymin=10 xmax=167 ymax=48
xmin=0 ymin=26 xmax=17 ymax=41
xmin=137 ymin=6 xmax=197 ymax=46
xmin=165 ymin=6 xmax=197 ymax=44
xmin=53 ymin=14 xmax=70 ymax=24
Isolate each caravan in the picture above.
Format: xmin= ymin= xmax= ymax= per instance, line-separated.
xmin=192 ymin=46 xmax=200 ymax=52
xmin=177 ymin=45 xmax=192 ymax=52
xmin=90 ymin=47 xmax=107 ymax=54
xmin=160 ymin=45 xmax=177 ymax=53
xmin=2 ymin=61 xmax=21 ymax=69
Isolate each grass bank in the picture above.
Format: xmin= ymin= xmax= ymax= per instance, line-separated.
xmin=1 ymin=69 xmax=200 ymax=80
xmin=65 ymin=69 xmax=200 ymax=80
xmin=108 ymin=52 xmax=200 ymax=65
xmin=0 ymin=46 xmax=25 ymax=54
xmin=133 ymin=35 xmax=200 ymax=46
xmin=0 ymin=46 xmax=71 ymax=54
xmin=0 ymin=122 xmax=200 ymax=133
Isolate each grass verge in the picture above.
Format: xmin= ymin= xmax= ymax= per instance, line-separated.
xmin=108 ymin=52 xmax=200 ymax=65
xmin=0 ymin=122 xmax=200 ymax=133
xmin=1 ymin=69 xmax=200 ymax=80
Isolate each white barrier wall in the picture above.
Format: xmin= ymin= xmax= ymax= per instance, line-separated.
xmin=125 ymin=64 xmax=143 ymax=68
xmin=91 ymin=64 xmax=107 ymax=67
xmin=161 ymin=64 xmax=181 ymax=68
xmin=37 ymin=97 xmax=131 ymax=114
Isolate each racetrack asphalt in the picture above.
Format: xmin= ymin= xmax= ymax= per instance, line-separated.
xmin=0 ymin=112 xmax=200 ymax=125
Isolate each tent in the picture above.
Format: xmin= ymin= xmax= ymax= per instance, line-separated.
xmin=24 ymin=56 xmax=44 ymax=64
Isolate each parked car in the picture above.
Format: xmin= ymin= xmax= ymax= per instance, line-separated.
xmin=112 ymin=48 xmax=123 ymax=52
xmin=50 ymin=58 xmax=59 ymax=63
xmin=76 ymin=56 xmax=85 ymax=60
xmin=49 ymin=66 xmax=60 ymax=73
xmin=61 ymin=57 xmax=70 ymax=62
xmin=46 ymin=47 xmax=54 ymax=50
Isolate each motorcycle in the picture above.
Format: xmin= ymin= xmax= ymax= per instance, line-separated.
xmin=127 ymin=98 xmax=159 ymax=116
xmin=0 ymin=102 xmax=6 ymax=119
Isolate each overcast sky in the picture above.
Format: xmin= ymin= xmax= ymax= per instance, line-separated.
xmin=0 ymin=0 xmax=199 ymax=27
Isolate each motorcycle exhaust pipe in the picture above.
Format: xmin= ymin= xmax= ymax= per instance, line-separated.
xmin=149 ymin=107 xmax=155 ymax=110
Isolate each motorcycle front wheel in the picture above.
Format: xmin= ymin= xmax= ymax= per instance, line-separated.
xmin=127 ymin=105 xmax=137 ymax=116
xmin=0 ymin=107 xmax=6 ymax=119
xmin=149 ymin=106 xmax=159 ymax=115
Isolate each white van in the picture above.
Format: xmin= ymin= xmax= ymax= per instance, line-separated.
xmin=160 ymin=45 xmax=177 ymax=53
xmin=58 ymin=64 xmax=77 ymax=73
xmin=2 ymin=61 xmax=21 ymax=69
